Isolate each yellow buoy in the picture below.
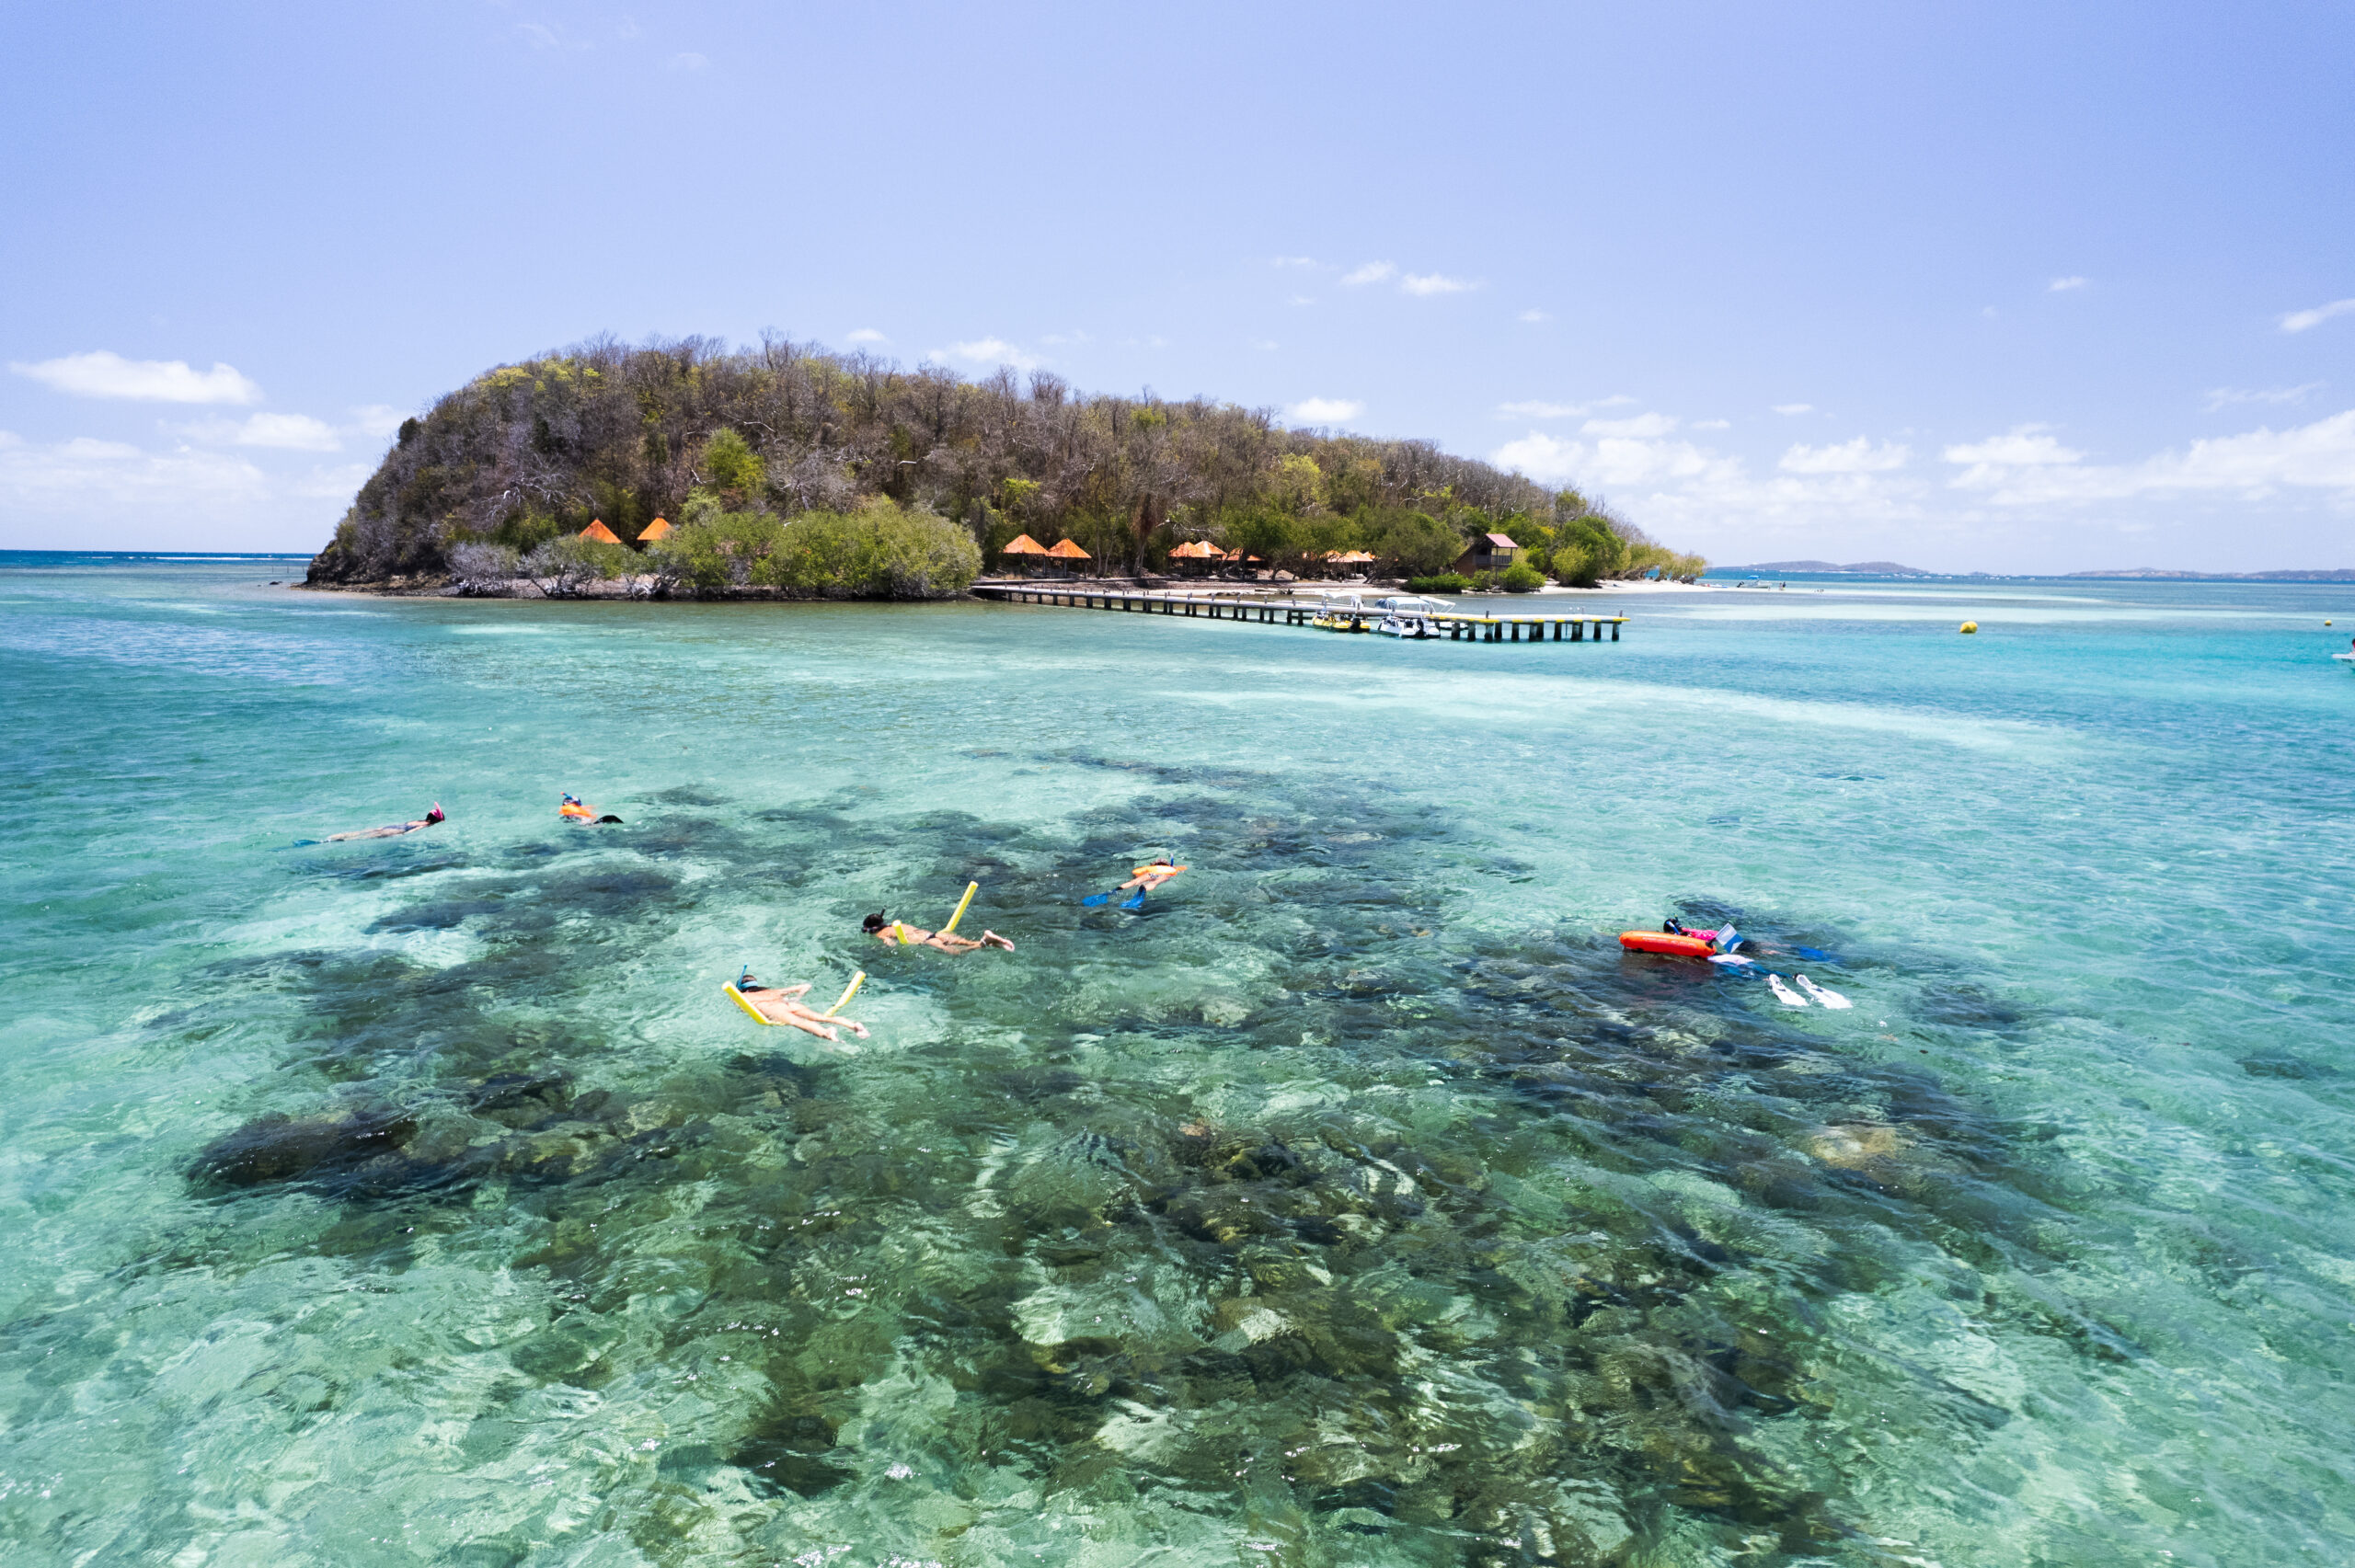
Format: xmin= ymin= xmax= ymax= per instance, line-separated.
xmin=941 ymin=880 xmax=979 ymax=935
xmin=1959 ymin=621 xmax=1979 ymax=634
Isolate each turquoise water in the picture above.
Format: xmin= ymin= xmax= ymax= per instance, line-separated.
xmin=4 ymin=556 xmax=2352 ymax=1567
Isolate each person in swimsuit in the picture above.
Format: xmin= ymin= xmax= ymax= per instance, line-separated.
xmin=862 ymin=912 xmax=1015 ymax=953
xmin=319 ymin=804 xmax=445 ymax=841
xmin=734 ymin=973 xmax=869 ymax=1041
xmin=1115 ymin=858 xmax=1184 ymax=897
xmin=560 ymin=794 xmax=623 ymax=824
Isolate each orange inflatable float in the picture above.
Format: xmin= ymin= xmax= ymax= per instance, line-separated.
xmin=1619 ymin=930 xmax=1718 ymax=958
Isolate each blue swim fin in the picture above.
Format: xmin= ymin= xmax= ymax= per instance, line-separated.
xmin=1081 ymin=890 xmax=1114 ymax=907
xmin=1120 ymin=888 xmax=1147 ymax=910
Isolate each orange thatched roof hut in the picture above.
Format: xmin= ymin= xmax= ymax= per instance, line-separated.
xmin=637 ymin=516 xmax=672 ymax=543
xmin=1168 ymin=540 xmax=1220 ymax=558
xmin=579 ymin=519 xmax=623 ymax=544
xmin=1044 ymin=539 xmax=1091 ymax=560
xmin=1000 ymin=533 xmax=1050 ymax=555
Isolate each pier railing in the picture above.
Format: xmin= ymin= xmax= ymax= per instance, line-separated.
xmin=971 ymin=585 xmax=1626 ymax=643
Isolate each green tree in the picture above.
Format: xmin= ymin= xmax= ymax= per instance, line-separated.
xmin=1371 ymin=510 xmax=1461 ymax=578
xmin=701 ymin=428 xmax=766 ymax=499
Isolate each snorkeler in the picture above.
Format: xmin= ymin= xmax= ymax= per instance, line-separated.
xmin=729 ymin=973 xmax=869 ymax=1041
xmin=863 ymin=912 xmax=1015 ymax=954
xmin=560 ymin=794 xmax=624 ymax=825
xmin=1663 ymin=918 xmax=1743 ymax=956
xmin=1083 ymin=855 xmax=1188 ymax=910
xmin=312 ymin=804 xmax=445 ymax=842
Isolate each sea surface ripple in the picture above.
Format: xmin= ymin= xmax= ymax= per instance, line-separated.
xmin=1 ymin=556 xmax=2350 ymax=1566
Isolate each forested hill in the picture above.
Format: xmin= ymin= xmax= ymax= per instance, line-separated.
xmin=306 ymin=334 xmax=1703 ymax=586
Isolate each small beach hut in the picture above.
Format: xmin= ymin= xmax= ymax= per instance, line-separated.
xmin=579 ymin=519 xmax=623 ymax=544
xmin=1167 ymin=539 xmax=1220 ymax=576
xmin=998 ymin=532 xmax=1051 ymax=577
xmin=1045 ymin=538 xmax=1092 ymax=575
xmin=1453 ymin=532 xmax=1520 ymax=575
xmin=637 ymin=516 xmax=672 ymax=543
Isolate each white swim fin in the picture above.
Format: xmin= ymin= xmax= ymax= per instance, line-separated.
xmin=1767 ymin=974 xmax=1809 ymax=1008
xmin=1796 ymin=974 xmax=1853 ymax=1009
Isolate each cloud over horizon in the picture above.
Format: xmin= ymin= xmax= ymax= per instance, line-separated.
xmin=936 ymin=338 xmax=1041 ymax=370
xmin=12 ymin=351 xmax=262 ymax=405
xmin=1285 ymin=397 xmax=1362 ymax=425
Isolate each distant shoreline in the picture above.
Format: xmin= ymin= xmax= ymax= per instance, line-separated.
xmin=1720 ymin=559 xmax=2355 ymax=582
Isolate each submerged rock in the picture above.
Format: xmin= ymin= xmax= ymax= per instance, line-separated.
xmin=189 ymin=1106 xmax=419 ymax=1191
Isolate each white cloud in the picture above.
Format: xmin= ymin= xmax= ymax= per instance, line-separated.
xmin=236 ymin=413 xmax=341 ymax=451
xmin=1340 ymin=261 xmax=1396 ymax=287
xmin=1492 ymin=427 xmax=1747 ymax=493
xmin=12 ymin=350 xmax=261 ymax=405
xmin=1271 ymin=256 xmax=1320 ymax=269
xmin=1945 ymin=408 xmax=2355 ymax=504
xmin=174 ymin=412 xmax=342 ymax=452
xmin=1581 ymin=412 xmax=1678 ymax=439
xmin=1288 ymin=294 xmax=1316 ymax=306
xmin=1495 ymin=395 xmax=1635 ymax=420
xmin=2280 ymin=298 xmax=2355 ymax=334
xmin=2204 ymin=383 xmax=2322 ymax=411
xmin=1488 ymin=432 xmax=1586 ymax=486
xmin=0 ymin=429 xmax=377 ymax=550
xmin=2048 ymin=275 xmax=2088 ymax=292
xmin=0 ymin=432 xmax=266 ymax=515
xmin=1399 ymin=271 xmax=1473 ymax=296
xmin=668 ymin=52 xmax=708 ymax=71
xmin=1518 ymin=309 xmax=1551 ymax=323
xmin=1249 ymin=338 xmax=1279 ymax=351
xmin=1040 ymin=329 xmax=1091 ymax=347
xmin=1770 ymin=403 xmax=1814 ymax=416
xmin=349 ymin=405 xmax=408 ymax=441
xmin=1781 ymin=437 xmax=1911 ymax=475
xmin=1691 ymin=418 xmax=1730 ymax=430
xmin=1943 ymin=426 xmax=2083 ymax=468
xmin=515 ymin=21 xmax=590 ymax=51
xmin=1286 ymin=397 xmax=1362 ymax=425
xmin=844 ymin=327 xmax=888 ymax=344
xmin=936 ymin=338 xmax=1041 ymax=370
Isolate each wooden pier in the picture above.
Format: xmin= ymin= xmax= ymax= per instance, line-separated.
xmin=971 ymin=585 xmax=1626 ymax=643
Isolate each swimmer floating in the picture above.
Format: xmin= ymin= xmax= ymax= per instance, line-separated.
xmin=559 ymin=793 xmax=623 ymax=825
xmin=865 ymin=880 xmax=1014 ymax=953
xmin=298 ymin=803 xmax=445 ymax=844
xmin=1081 ymin=855 xmax=1186 ymax=910
xmin=1619 ymin=918 xmax=1742 ymax=961
xmin=724 ymin=970 xmax=869 ymax=1041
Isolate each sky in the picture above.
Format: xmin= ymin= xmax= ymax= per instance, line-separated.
xmin=1 ymin=1 xmax=2350 ymax=571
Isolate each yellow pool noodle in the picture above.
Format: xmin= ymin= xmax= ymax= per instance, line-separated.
xmin=821 ymin=971 xmax=866 ymax=1019
xmin=941 ymin=880 xmax=979 ymax=935
xmin=723 ymin=982 xmax=777 ymax=1026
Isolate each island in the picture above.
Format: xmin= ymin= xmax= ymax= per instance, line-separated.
xmin=303 ymin=335 xmax=1708 ymax=599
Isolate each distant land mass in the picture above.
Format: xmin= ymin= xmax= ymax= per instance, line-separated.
xmin=1721 ymin=560 xmax=1932 ymax=576
xmin=1724 ymin=562 xmax=2355 ymax=581
xmin=2064 ymin=567 xmax=2355 ymax=581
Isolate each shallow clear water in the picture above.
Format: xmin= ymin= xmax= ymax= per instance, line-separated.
xmin=3 ymin=557 xmax=2352 ymax=1567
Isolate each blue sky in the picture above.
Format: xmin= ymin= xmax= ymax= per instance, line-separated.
xmin=2 ymin=1 xmax=2349 ymax=570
